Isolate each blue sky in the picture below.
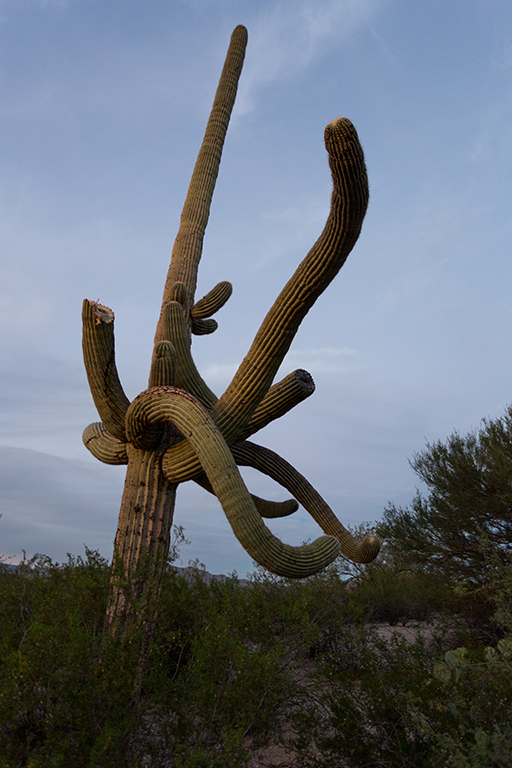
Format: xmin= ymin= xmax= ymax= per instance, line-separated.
xmin=1 ymin=0 xmax=511 ymax=574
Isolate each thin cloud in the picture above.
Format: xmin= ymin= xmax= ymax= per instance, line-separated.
xmin=200 ymin=348 xmax=360 ymax=391
xmin=281 ymin=346 xmax=360 ymax=375
xmin=235 ymin=0 xmax=387 ymax=115
xmin=200 ymin=362 xmax=238 ymax=389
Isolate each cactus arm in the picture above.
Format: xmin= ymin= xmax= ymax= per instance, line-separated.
xmin=161 ymin=368 xmax=316 ymax=482
xmin=126 ymin=387 xmax=340 ymax=577
xmin=241 ymin=369 xmax=315 ymax=440
xmin=191 ymin=318 xmax=218 ymax=335
xmin=82 ymin=422 xmax=129 ymax=465
xmin=154 ymin=25 xmax=248 ymax=344
xmin=159 ymin=118 xmax=369 ymax=480
xmin=190 ymin=281 xmax=233 ymax=333
xmin=193 ymin=471 xmax=299 ymax=518
xmin=211 ymin=118 xmax=369 ymax=438
xmin=149 ymin=341 xmax=177 ymax=388
xmin=191 ymin=280 xmax=233 ymax=319
xmin=162 ymin=301 xmax=217 ymax=408
xmin=232 ymin=440 xmax=380 ymax=564
xmin=82 ymin=299 xmax=130 ymax=442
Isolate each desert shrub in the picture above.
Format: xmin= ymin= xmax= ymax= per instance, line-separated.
xmin=290 ymin=562 xmax=512 ymax=768
xmin=378 ymin=407 xmax=512 ymax=588
xmin=0 ymin=550 xmax=140 ymax=768
xmin=145 ymin=567 xmax=326 ymax=767
xmin=292 ymin=627 xmax=512 ymax=767
xmin=3 ymin=539 xmax=511 ymax=768
xmin=0 ymin=551 xmax=318 ymax=767
xmin=347 ymin=564 xmax=451 ymax=624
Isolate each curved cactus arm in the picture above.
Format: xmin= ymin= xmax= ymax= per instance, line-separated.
xmin=232 ymin=440 xmax=380 ymax=564
xmin=149 ymin=341 xmax=177 ymax=388
xmin=193 ymin=471 xmax=299 ymax=518
xmin=126 ymin=387 xmax=340 ymax=578
xmin=82 ymin=299 xmax=130 ymax=442
xmin=191 ymin=318 xmax=218 ymax=336
xmin=154 ymin=25 xmax=248 ymax=344
xmin=191 ymin=280 xmax=233 ymax=319
xmin=161 ymin=301 xmax=217 ymax=408
xmin=160 ymin=118 xmax=369 ymax=479
xmin=83 ymin=422 xmax=128 ymax=465
xmin=161 ymin=368 xmax=316 ymax=483
xmin=211 ymin=117 xmax=369 ymax=439
xmin=241 ymin=369 xmax=315 ymax=440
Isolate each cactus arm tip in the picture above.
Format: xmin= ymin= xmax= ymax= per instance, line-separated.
xmin=232 ymin=440 xmax=381 ymax=565
xmin=83 ymin=422 xmax=128 ymax=465
xmin=193 ymin=472 xmax=299 ymax=518
xmin=154 ymin=26 xmax=247 ymax=346
xmin=82 ymin=299 xmax=130 ymax=443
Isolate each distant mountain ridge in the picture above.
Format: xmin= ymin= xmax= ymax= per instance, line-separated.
xmin=170 ymin=565 xmax=252 ymax=588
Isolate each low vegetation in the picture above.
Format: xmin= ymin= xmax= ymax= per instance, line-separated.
xmin=2 ymin=407 xmax=512 ymax=767
xmin=1 ymin=543 xmax=511 ymax=767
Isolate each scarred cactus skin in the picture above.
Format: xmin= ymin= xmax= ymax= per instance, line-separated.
xmin=82 ymin=25 xmax=380 ymax=634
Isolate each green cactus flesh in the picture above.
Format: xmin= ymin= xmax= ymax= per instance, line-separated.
xmin=160 ymin=115 xmax=369 ymax=481
xmin=191 ymin=280 xmax=233 ymax=319
xmin=194 ymin=472 xmax=299 ymax=519
xmin=125 ymin=387 xmax=340 ymax=577
xmin=82 ymin=24 xmax=380 ymax=627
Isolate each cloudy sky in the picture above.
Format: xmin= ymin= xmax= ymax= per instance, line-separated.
xmin=1 ymin=0 xmax=511 ymax=575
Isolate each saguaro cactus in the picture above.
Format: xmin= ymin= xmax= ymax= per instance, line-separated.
xmin=82 ymin=25 xmax=380 ymax=634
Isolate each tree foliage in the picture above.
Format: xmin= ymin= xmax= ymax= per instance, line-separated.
xmin=378 ymin=406 xmax=512 ymax=587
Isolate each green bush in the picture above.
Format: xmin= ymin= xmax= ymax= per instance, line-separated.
xmin=2 ymin=545 xmax=511 ymax=767
xmin=0 ymin=550 xmax=138 ymax=768
xmin=0 ymin=551 xmax=316 ymax=767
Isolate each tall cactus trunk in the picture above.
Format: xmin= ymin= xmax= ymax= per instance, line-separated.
xmin=104 ymin=446 xmax=177 ymax=636
xmin=83 ymin=28 xmax=247 ymax=640
xmin=82 ymin=24 xmax=380 ymax=658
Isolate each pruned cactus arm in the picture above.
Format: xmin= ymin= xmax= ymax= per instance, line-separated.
xmin=83 ymin=422 xmax=128 ymax=465
xmin=154 ymin=25 xmax=248 ymax=342
xmin=126 ymin=387 xmax=340 ymax=577
xmin=193 ymin=471 xmax=299 ymax=518
xmin=241 ymin=369 xmax=315 ymax=440
xmin=231 ymin=440 xmax=380 ymax=564
xmin=211 ymin=117 xmax=369 ymax=439
xmin=82 ymin=299 xmax=130 ymax=442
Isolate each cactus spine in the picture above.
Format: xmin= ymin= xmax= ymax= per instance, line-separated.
xmin=82 ymin=25 xmax=380 ymax=635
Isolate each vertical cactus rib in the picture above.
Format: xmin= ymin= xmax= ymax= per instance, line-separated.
xmin=126 ymin=387 xmax=341 ymax=577
xmin=193 ymin=471 xmax=299 ymax=518
xmin=154 ymin=25 xmax=248 ymax=344
xmin=83 ymin=422 xmax=128 ymax=465
xmin=82 ymin=299 xmax=130 ymax=442
xmin=162 ymin=301 xmax=218 ymax=408
xmin=149 ymin=341 xmax=177 ymax=388
xmin=232 ymin=440 xmax=380 ymax=563
xmin=105 ymin=443 xmax=178 ymax=632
